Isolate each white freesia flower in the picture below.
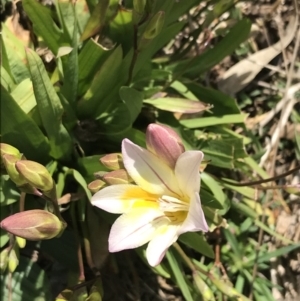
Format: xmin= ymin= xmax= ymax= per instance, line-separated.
xmin=91 ymin=124 xmax=208 ymax=266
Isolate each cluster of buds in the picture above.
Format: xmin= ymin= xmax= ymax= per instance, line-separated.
xmin=0 ymin=143 xmax=66 ymax=244
xmin=88 ymin=153 xmax=132 ymax=194
xmin=1 ymin=143 xmax=55 ymax=197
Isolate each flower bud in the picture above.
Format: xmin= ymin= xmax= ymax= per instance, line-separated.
xmin=56 ymin=289 xmax=73 ymax=301
xmin=86 ymin=278 xmax=103 ymax=301
xmin=88 ymin=180 xmax=106 ymax=194
xmin=193 ymin=271 xmax=215 ymax=301
xmin=15 ymin=160 xmax=54 ymax=192
xmin=8 ymin=245 xmax=19 ymax=273
xmin=2 ymin=154 xmax=28 ymax=186
xmin=0 ymin=143 xmax=21 ymax=161
xmin=102 ymin=169 xmax=132 ymax=185
xmin=0 ymin=210 xmax=66 ymax=240
xmin=100 ymin=153 xmax=124 ymax=170
xmin=146 ymin=123 xmax=185 ymax=168
xmin=16 ymin=236 xmax=26 ymax=248
xmin=143 ymin=11 xmax=165 ymax=40
xmin=133 ymin=0 xmax=146 ymax=24
xmin=0 ymin=247 xmax=9 ymax=273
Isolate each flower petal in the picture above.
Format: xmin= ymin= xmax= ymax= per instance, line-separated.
xmin=91 ymin=184 xmax=159 ymax=214
xmin=146 ymin=224 xmax=179 ymax=266
xmin=175 ymin=150 xmax=204 ymax=196
xmin=178 ymin=192 xmax=208 ymax=234
xmin=109 ymin=208 xmax=168 ymax=252
xmin=146 ymin=124 xmax=184 ymax=168
xmin=122 ymin=139 xmax=180 ymax=196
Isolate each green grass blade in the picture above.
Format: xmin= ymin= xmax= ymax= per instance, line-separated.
xmin=166 ymin=248 xmax=194 ymax=301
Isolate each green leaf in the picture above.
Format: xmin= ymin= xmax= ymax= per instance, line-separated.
xmin=108 ymin=7 xmax=133 ymax=53
xmin=80 ymin=0 xmax=110 ymax=41
xmin=64 ymin=168 xmax=91 ymax=222
xmin=252 ymin=243 xmax=300 ymax=265
xmin=78 ymin=155 xmax=108 ymax=183
xmin=179 ymin=232 xmax=215 ymax=258
xmin=11 ymin=78 xmax=36 ymax=114
xmin=1 ymin=66 xmax=15 ymax=92
xmin=180 ymin=114 xmax=247 ymax=128
xmin=77 ymin=39 xmax=111 ymax=96
xmin=67 ymin=168 xmax=92 ymax=200
xmin=61 ymin=21 xmax=79 ymax=105
xmin=186 ymin=83 xmax=240 ymax=115
xmin=170 ymin=80 xmax=198 ymax=100
xmin=97 ymin=102 xmax=132 ymax=135
xmin=222 ymin=180 xmax=255 ymax=199
xmin=23 ymin=0 xmax=62 ymax=54
xmin=201 ymin=172 xmax=225 ymax=208
xmin=75 ymin=0 xmax=90 ymax=34
xmin=119 ymin=86 xmax=143 ymax=123
xmin=55 ymin=0 xmax=76 ymax=42
xmin=201 ymin=141 xmax=233 ymax=169
xmin=1 ymin=25 xmax=30 ymax=83
xmin=172 ymin=18 xmax=252 ymax=77
xmin=200 ymin=188 xmax=224 ymax=210
xmin=144 ymin=97 xmax=211 ymax=114
xmin=1 ymin=86 xmax=50 ymax=163
xmin=201 ymin=137 xmax=247 ymax=169
xmin=78 ymin=45 xmax=123 ymax=118
xmin=166 ymin=248 xmax=194 ymax=301
xmin=0 ymin=176 xmax=20 ymax=207
xmin=58 ymin=93 xmax=78 ymax=131
xmin=203 ymin=206 xmax=227 ymax=228
xmin=0 ymin=256 xmax=52 ymax=301
xmin=223 ymin=229 xmax=242 ymax=258
xmin=26 ymin=48 xmax=72 ymax=160
xmin=135 ymin=247 xmax=171 ymax=279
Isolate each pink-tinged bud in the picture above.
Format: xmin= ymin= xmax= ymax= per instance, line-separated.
xmin=102 ymin=169 xmax=133 ymax=185
xmin=0 ymin=210 xmax=66 ymax=240
xmin=146 ymin=123 xmax=185 ymax=168
xmin=100 ymin=153 xmax=124 ymax=170
xmin=2 ymin=154 xmax=28 ymax=186
xmin=15 ymin=160 xmax=54 ymax=192
xmin=88 ymin=179 xmax=106 ymax=194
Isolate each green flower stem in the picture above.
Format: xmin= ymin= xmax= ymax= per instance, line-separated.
xmin=173 ymin=242 xmax=209 ymax=277
xmin=80 ymin=217 xmax=99 ymax=275
xmin=70 ymin=203 xmax=85 ymax=282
